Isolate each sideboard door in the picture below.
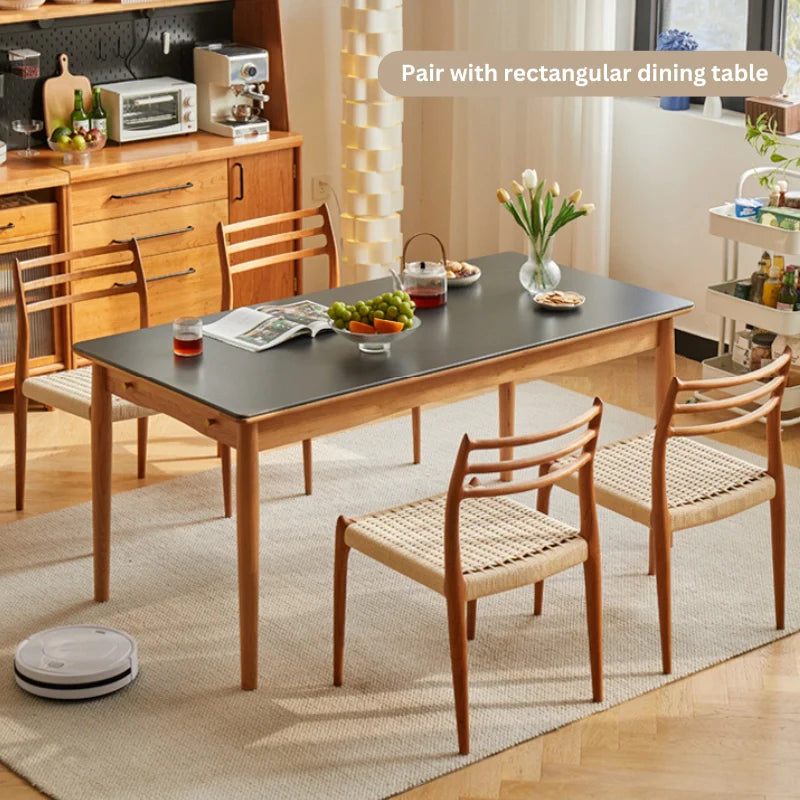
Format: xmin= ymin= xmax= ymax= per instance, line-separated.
xmin=228 ymin=148 xmax=298 ymax=305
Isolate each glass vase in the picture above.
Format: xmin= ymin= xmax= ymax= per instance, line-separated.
xmin=519 ymin=239 xmax=561 ymax=295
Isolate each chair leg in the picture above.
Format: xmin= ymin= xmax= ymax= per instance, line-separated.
xmin=533 ymin=470 xmax=552 ymax=614
xmin=446 ymin=592 xmax=470 ymax=755
xmin=411 ymin=406 xmax=421 ymax=464
xmin=583 ymin=558 xmax=603 ymax=702
xmin=770 ymin=494 xmax=786 ymax=630
xmin=136 ymin=417 xmax=148 ymax=479
xmin=13 ymin=389 xmax=28 ymax=511
xmin=221 ymin=444 xmax=233 ymax=518
xmin=648 ymin=529 xmax=655 ymax=576
xmin=302 ymin=439 xmax=313 ymax=496
xmin=333 ymin=516 xmax=352 ymax=687
xmin=533 ymin=582 xmax=544 ymax=616
xmin=466 ymin=599 xmax=476 ymax=641
xmin=653 ymin=517 xmax=673 ymax=674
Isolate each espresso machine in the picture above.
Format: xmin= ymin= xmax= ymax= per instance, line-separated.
xmin=193 ymin=44 xmax=270 ymax=138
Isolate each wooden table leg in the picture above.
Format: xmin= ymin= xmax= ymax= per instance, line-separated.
xmin=91 ymin=364 xmax=113 ymax=603
xmin=236 ymin=422 xmax=260 ymax=690
xmin=499 ymin=382 xmax=515 ymax=482
xmin=655 ymin=318 xmax=677 ymax=417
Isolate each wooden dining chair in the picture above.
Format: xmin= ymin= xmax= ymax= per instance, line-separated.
xmin=216 ymin=202 xmax=422 ymax=512
xmin=9 ymin=242 xmax=155 ymax=511
xmin=333 ymin=399 xmax=604 ymax=755
xmin=539 ymin=352 xmax=792 ymax=675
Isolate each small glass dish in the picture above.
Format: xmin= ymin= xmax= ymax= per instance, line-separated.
xmin=330 ymin=316 xmax=421 ymax=354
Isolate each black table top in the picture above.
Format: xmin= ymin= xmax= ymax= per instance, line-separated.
xmin=74 ymin=252 xmax=693 ymax=420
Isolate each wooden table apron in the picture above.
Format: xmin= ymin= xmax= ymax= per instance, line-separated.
xmin=87 ymin=311 xmax=681 ymax=690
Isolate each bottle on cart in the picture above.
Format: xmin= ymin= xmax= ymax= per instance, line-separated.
xmin=762 ymin=264 xmax=782 ymax=307
xmin=774 ymin=254 xmax=785 ymax=280
xmin=749 ymin=255 xmax=770 ymax=303
xmin=777 ymin=265 xmax=798 ymax=311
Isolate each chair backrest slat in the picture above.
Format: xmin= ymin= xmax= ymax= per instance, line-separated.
xmin=228 ymin=245 xmax=330 ymax=275
xmin=670 ymin=395 xmax=781 ymax=437
xmin=226 ymin=225 xmax=325 ymax=255
xmin=672 ymin=375 xmax=783 ymax=415
xmin=463 ymin=452 xmax=592 ymax=498
xmin=218 ymin=203 xmax=339 ymax=311
xmin=466 ymin=403 xmax=601 ymax=451
xmin=466 ymin=429 xmax=595 ymax=476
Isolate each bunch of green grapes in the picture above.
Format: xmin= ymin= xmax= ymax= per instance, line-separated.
xmin=327 ymin=290 xmax=416 ymax=329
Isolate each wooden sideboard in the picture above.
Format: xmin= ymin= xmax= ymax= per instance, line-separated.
xmin=0 ymin=131 xmax=302 ymax=392
xmin=0 ymin=0 xmax=299 ymax=392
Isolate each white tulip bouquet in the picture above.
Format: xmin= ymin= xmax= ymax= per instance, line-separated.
xmin=496 ymin=168 xmax=595 ymax=267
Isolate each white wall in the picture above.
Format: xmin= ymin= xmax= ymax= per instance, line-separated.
xmin=610 ymin=99 xmax=766 ymax=340
xmin=280 ymin=0 xmax=343 ymax=291
xmin=610 ymin=4 xmax=770 ymax=341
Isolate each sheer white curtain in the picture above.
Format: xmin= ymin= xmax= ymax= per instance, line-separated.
xmin=435 ymin=0 xmax=616 ymax=275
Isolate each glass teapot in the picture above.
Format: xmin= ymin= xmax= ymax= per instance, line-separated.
xmin=391 ymin=232 xmax=448 ymax=308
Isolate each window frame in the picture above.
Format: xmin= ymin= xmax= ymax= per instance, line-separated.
xmin=633 ymin=0 xmax=787 ymax=113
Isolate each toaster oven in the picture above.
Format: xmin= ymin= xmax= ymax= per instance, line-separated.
xmin=97 ymin=77 xmax=197 ymax=143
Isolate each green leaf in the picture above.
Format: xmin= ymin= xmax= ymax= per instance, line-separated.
xmin=771 ymin=153 xmax=787 ymax=162
xmin=543 ymin=191 xmax=554 ymax=235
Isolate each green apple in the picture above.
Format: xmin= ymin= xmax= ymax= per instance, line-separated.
xmin=71 ymin=135 xmax=87 ymax=151
xmin=56 ymin=134 xmax=71 ymax=152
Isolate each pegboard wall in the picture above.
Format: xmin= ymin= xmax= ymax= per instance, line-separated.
xmin=0 ymin=1 xmax=234 ymax=149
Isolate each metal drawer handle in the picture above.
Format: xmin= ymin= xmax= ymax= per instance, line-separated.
xmin=113 ymin=267 xmax=196 ymax=288
xmin=110 ymin=182 xmax=194 ymax=200
xmin=0 ymin=222 xmax=16 ymax=232
xmin=112 ymin=225 xmax=195 ymax=244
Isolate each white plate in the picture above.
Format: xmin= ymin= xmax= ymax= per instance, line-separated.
xmin=533 ymin=291 xmax=585 ymax=311
xmin=330 ymin=316 xmax=421 ymax=353
xmin=448 ymin=267 xmax=481 ymax=287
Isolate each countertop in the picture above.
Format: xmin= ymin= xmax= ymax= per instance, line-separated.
xmin=0 ymin=130 xmax=302 ymax=191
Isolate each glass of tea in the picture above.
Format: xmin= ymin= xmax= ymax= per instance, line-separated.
xmin=173 ymin=317 xmax=203 ymax=357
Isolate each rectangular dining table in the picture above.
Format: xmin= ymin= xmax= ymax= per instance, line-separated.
xmin=74 ymin=251 xmax=693 ymax=690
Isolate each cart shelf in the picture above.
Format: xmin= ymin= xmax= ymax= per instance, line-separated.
xmin=707 ymin=280 xmax=800 ymax=335
xmin=709 ymin=203 xmax=800 ymax=254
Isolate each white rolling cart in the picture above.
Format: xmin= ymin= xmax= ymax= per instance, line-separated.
xmin=705 ymin=166 xmax=800 ymax=427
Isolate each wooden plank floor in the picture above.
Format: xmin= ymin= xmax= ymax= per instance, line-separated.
xmin=1 ymin=353 xmax=798 ymax=800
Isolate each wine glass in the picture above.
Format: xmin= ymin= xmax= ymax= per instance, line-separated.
xmin=11 ymin=119 xmax=44 ymax=157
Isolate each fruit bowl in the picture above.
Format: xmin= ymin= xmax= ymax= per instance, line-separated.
xmin=330 ymin=316 xmax=421 ymax=354
xmin=47 ymin=126 xmax=107 ymax=164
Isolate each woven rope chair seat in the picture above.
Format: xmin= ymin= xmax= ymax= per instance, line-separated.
xmin=551 ymin=432 xmax=775 ymax=531
xmin=23 ymin=367 xmax=154 ymax=423
xmin=344 ymin=493 xmax=588 ymax=601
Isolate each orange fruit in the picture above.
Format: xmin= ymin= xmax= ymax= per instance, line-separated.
xmin=373 ymin=318 xmax=404 ymax=334
xmin=348 ymin=320 xmax=376 ymax=334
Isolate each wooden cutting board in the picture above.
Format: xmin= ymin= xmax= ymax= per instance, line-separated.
xmin=43 ymin=53 xmax=91 ymax=136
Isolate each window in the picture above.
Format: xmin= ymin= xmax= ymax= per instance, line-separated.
xmin=787 ymin=0 xmax=800 ymax=93
xmin=634 ymin=0 xmax=786 ymax=111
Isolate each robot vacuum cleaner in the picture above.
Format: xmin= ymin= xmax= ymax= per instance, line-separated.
xmin=14 ymin=625 xmax=138 ymax=700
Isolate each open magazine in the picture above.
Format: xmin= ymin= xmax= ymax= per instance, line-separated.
xmin=203 ymin=300 xmax=332 ymax=352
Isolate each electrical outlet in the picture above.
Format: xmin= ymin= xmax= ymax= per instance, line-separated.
xmin=311 ymin=174 xmax=331 ymax=202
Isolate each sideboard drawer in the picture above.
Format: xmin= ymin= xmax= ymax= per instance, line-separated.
xmin=71 ymin=244 xmax=221 ymax=343
xmin=71 ymin=162 xmax=228 ymax=223
xmin=0 ymin=202 xmax=57 ymax=244
xmin=73 ymin=199 xmax=227 ymax=259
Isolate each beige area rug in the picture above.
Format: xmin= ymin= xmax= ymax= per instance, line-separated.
xmin=1 ymin=382 xmax=798 ymax=800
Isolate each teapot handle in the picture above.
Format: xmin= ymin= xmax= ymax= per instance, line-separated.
xmin=401 ymin=232 xmax=447 ymax=279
